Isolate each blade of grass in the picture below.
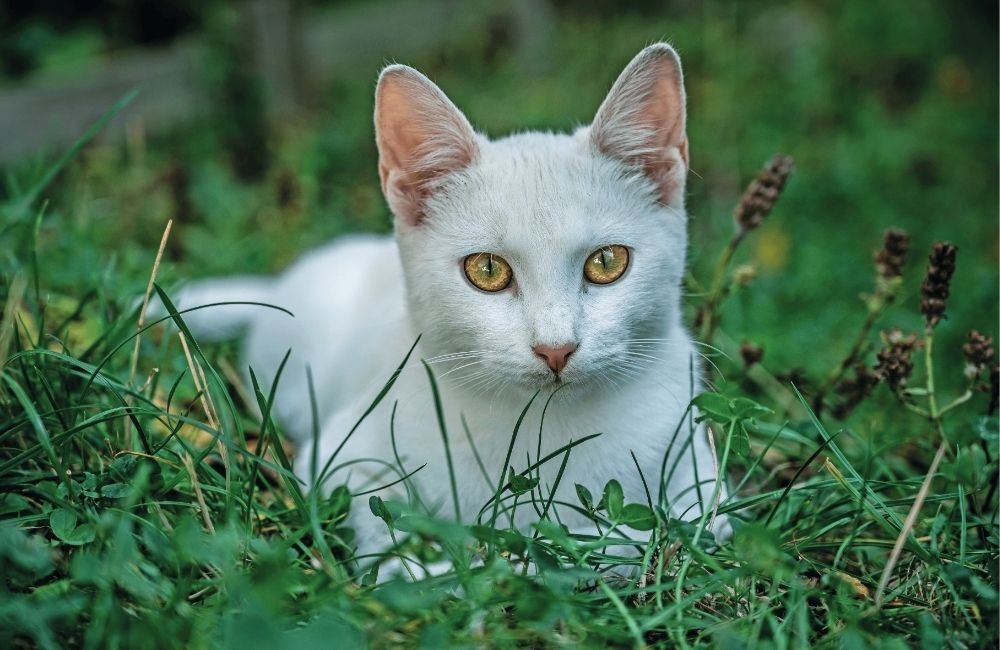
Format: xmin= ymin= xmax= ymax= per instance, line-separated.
xmin=318 ymin=336 xmax=421 ymax=486
xmin=421 ymin=360 xmax=461 ymax=521
xmin=7 ymin=88 xmax=139 ymax=221
xmin=125 ymin=218 xmax=172 ymax=449
xmin=764 ymin=428 xmax=844 ymax=525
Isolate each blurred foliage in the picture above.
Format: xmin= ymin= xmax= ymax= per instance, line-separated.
xmin=2 ymin=0 xmax=995 ymax=400
xmin=0 ymin=0 xmax=205 ymax=79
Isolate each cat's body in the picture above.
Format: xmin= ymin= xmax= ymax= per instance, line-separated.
xmin=171 ymin=44 xmax=730 ymax=563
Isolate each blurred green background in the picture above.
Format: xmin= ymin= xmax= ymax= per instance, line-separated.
xmin=1 ymin=0 xmax=997 ymax=391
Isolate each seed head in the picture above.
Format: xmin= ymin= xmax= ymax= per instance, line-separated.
xmin=874 ymin=329 xmax=921 ymax=390
xmin=734 ymin=154 xmax=794 ymax=232
xmin=873 ymin=228 xmax=910 ymax=280
xmin=740 ymin=341 xmax=764 ymax=368
xmin=962 ymin=330 xmax=995 ymax=378
xmin=920 ymin=241 xmax=958 ymax=328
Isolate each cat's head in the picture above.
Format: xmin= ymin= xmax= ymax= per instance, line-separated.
xmin=375 ymin=44 xmax=691 ymax=396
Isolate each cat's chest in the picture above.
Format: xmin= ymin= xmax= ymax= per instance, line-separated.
xmin=385 ymin=379 xmax=688 ymax=512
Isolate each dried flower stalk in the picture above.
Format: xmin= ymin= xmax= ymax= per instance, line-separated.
xmin=962 ymin=330 xmax=994 ymax=376
xmin=874 ymin=228 xmax=910 ymax=281
xmin=734 ymin=154 xmax=795 ymax=232
xmin=920 ymin=241 xmax=958 ymax=329
xmin=874 ymin=329 xmax=921 ymax=390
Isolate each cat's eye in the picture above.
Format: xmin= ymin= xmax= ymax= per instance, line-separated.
xmin=464 ymin=253 xmax=513 ymax=292
xmin=584 ymin=245 xmax=629 ymax=284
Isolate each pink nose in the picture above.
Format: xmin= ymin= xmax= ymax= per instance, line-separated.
xmin=532 ymin=342 xmax=577 ymax=374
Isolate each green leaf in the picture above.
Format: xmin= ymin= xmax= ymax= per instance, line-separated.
xmin=691 ymin=392 xmax=733 ymax=424
xmin=732 ymin=423 xmax=752 ymax=457
xmin=62 ymin=524 xmax=96 ymax=546
xmin=328 ymin=485 xmax=352 ymax=518
xmin=0 ymin=526 xmax=55 ymax=578
xmin=508 ymin=468 xmax=539 ymax=495
xmin=602 ymin=479 xmax=624 ymax=520
xmin=945 ymin=421 xmax=980 ymax=447
xmin=368 ymin=496 xmax=393 ymax=526
xmin=620 ymin=503 xmax=656 ymax=530
xmin=0 ymin=493 xmax=30 ymax=515
xmin=393 ymin=514 xmax=467 ymax=544
xmin=730 ymin=397 xmax=772 ymax=420
xmin=100 ymin=483 xmax=132 ymax=499
xmin=361 ymin=563 xmax=379 ymax=587
xmin=49 ymin=510 xmax=95 ymax=546
xmin=528 ymin=542 xmax=561 ymax=573
xmin=575 ymin=484 xmax=593 ymax=511
xmin=733 ymin=523 xmax=791 ymax=576
xmin=49 ymin=509 xmax=77 ymax=541
xmin=693 ymin=393 xmax=771 ymax=430
xmin=471 ymin=526 xmax=529 ymax=555
xmin=941 ymin=444 xmax=988 ymax=489
xmin=534 ymin=520 xmax=577 ymax=553
xmin=110 ymin=454 xmax=138 ymax=479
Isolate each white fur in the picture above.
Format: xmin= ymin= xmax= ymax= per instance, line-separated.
xmin=171 ymin=44 xmax=730 ymax=563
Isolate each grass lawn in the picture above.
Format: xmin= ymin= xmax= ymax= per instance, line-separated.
xmin=1 ymin=3 xmax=997 ymax=647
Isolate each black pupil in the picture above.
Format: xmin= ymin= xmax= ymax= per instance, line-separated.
xmin=485 ymin=256 xmax=493 ymax=275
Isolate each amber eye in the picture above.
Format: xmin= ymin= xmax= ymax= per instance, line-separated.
xmin=464 ymin=253 xmax=513 ymax=292
xmin=584 ymin=245 xmax=629 ymax=284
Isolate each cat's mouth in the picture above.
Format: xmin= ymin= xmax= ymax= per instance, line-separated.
xmin=534 ymin=367 xmax=581 ymax=391
xmin=543 ymin=374 xmax=565 ymax=389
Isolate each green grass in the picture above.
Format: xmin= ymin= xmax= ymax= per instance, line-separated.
xmin=1 ymin=3 xmax=998 ymax=648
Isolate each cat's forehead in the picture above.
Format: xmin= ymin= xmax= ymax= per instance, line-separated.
xmin=428 ymin=132 xmax=667 ymax=252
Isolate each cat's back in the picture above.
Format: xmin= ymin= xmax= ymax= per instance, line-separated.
xmin=243 ymin=234 xmax=414 ymax=436
xmin=281 ymin=234 xmax=399 ymax=300
xmin=260 ymin=233 xmax=404 ymax=327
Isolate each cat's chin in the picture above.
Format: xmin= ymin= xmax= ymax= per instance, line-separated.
xmin=518 ymin=371 xmax=601 ymax=397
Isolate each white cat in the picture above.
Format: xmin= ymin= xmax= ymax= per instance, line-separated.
xmin=171 ymin=43 xmax=731 ymax=564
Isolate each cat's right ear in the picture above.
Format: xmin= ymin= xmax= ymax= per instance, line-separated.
xmin=375 ymin=65 xmax=480 ymax=227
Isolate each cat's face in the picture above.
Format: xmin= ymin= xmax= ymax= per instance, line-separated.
xmin=397 ymin=133 xmax=688 ymax=394
xmin=375 ymin=44 xmax=691 ymax=395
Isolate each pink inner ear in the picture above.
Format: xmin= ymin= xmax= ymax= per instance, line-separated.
xmin=375 ymin=67 xmax=479 ymax=226
xmin=591 ymin=46 xmax=689 ymax=206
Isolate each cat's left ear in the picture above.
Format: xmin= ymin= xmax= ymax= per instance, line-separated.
xmin=590 ymin=43 xmax=689 ymax=207
xmin=375 ymin=65 xmax=480 ymax=227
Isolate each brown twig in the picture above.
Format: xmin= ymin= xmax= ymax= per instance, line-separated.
xmin=181 ymin=451 xmax=216 ymax=533
xmin=875 ymin=440 xmax=947 ymax=606
xmin=125 ymin=219 xmax=173 ymax=449
xmin=178 ymin=331 xmax=219 ymax=430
